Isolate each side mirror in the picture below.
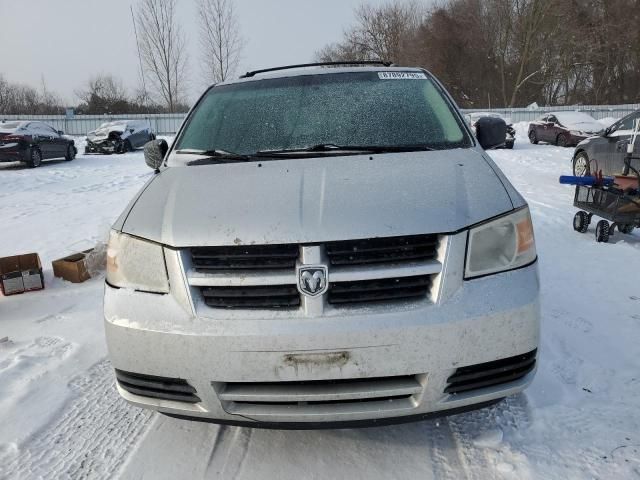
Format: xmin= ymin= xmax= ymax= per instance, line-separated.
xmin=475 ymin=116 xmax=507 ymax=150
xmin=144 ymin=139 xmax=168 ymax=171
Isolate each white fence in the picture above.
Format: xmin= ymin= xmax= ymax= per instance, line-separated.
xmin=0 ymin=113 xmax=187 ymax=136
xmin=461 ymin=104 xmax=640 ymax=123
xmin=2 ymin=104 xmax=639 ymax=135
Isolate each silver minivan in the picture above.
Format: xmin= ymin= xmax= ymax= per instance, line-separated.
xmin=104 ymin=64 xmax=539 ymax=428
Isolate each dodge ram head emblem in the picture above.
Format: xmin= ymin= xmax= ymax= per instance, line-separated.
xmin=297 ymin=266 xmax=328 ymax=297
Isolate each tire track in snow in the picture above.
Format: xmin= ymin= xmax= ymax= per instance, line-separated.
xmin=204 ymin=425 xmax=253 ymax=479
xmin=0 ymin=359 xmax=153 ymax=480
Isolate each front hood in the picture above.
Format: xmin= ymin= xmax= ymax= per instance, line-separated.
xmin=566 ymin=122 xmax=601 ymax=134
xmin=121 ymin=150 xmax=515 ymax=247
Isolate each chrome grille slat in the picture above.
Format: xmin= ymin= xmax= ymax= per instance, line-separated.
xmin=188 ymin=234 xmax=443 ymax=309
xmin=328 ymin=276 xmax=431 ymax=305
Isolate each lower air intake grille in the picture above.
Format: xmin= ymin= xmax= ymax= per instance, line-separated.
xmin=191 ymin=244 xmax=299 ymax=271
xmin=328 ymin=275 xmax=431 ymax=305
xmin=444 ymin=349 xmax=537 ymax=395
xmin=115 ymin=369 xmax=200 ymax=403
xmin=201 ymin=285 xmax=300 ymax=309
xmin=217 ymin=375 xmax=424 ymax=416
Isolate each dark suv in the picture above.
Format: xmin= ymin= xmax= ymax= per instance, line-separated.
xmin=572 ymin=110 xmax=640 ymax=176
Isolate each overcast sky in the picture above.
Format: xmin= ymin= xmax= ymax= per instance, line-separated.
xmin=0 ymin=0 xmax=394 ymax=105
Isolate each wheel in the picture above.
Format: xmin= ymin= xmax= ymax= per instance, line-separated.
xmin=26 ymin=147 xmax=42 ymax=168
xmin=557 ymin=133 xmax=569 ymax=147
xmin=573 ymin=211 xmax=589 ymax=233
xmin=619 ymin=224 xmax=635 ymax=234
xmin=529 ymin=130 xmax=538 ymax=144
xmin=573 ymin=151 xmax=591 ymax=177
xmin=123 ymin=140 xmax=132 ymax=153
xmin=65 ymin=143 xmax=76 ymax=161
xmin=506 ymin=140 xmax=514 ymax=149
xmin=595 ymin=220 xmax=610 ymax=243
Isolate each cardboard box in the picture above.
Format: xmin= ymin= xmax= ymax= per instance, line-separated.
xmin=52 ymin=249 xmax=91 ymax=283
xmin=0 ymin=253 xmax=44 ymax=296
xmin=52 ymin=247 xmax=106 ymax=283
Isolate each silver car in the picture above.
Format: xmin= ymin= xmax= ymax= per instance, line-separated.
xmin=104 ymin=64 xmax=540 ymax=428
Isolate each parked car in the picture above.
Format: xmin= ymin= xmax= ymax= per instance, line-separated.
xmin=468 ymin=112 xmax=515 ymax=149
xmin=0 ymin=121 xmax=77 ymax=167
xmin=85 ymin=120 xmax=155 ymax=154
xmin=528 ymin=111 xmax=602 ymax=147
xmin=104 ymin=63 xmax=539 ymax=429
xmin=572 ymin=109 xmax=640 ymax=176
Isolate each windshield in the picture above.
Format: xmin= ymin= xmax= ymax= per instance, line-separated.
xmin=175 ymin=71 xmax=471 ymax=158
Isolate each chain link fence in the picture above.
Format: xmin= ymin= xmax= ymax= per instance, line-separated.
xmin=2 ymin=104 xmax=639 ymax=135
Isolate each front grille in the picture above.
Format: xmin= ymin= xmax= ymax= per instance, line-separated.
xmin=115 ymin=369 xmax=200 ymax=403
xmin=217 ymin=375 xmax=423 ymax=416
xmin=201 ymin=285 xmax=300 ymax=309
xmin=191 ymin=244 xmax=299 ymax=271
xmin=325 ymin=234 xmax=439 ymax=266
xmin=444 ymin=349 xmax=537 ymax=395
xmin=328 ymin=275 xmax=431 ymax=305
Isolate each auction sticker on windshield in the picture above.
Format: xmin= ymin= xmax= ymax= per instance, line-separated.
xmin=378 ymin=72 xmax=427 ymax=80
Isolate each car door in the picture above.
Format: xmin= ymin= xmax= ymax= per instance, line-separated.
xmin=30 ymin=122 xmax=55 ymax=158
xmin=603 ymin=112 xmax=640 ymax=175
xmin=532 ymin=115 xmax=546 ymax=141
xmin=45 ymin=124 xmax=67 ymax=157
xmin=535 ymin=115 xmax=550 ymax=142
xmin=546 ymin=115 xmax=561 ymax=143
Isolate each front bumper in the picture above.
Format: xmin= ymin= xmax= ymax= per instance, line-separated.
xmin=104 ymin=244 xmax=540 ymax=427
xmin=85 ymin=140 xmax=118 ymax=154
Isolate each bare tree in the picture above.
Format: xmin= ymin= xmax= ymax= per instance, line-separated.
xmin=198 ymin=0 xmax=243 ymax=83
xmin=135 ymin=0 xmax=188 ymax=112
xmin=316 ymin=1 xmax=423 ymax=64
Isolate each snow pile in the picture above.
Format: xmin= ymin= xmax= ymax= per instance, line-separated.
xmin=1 ymin=136 xmax=639 ymax=479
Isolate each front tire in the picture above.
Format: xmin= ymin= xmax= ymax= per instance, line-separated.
xmin=27 ymin=147 xmax=42 ymax=168
xmin=65 ymin=144 xmax=76 ymax=161
xmin=619 ymin=224 xmax=635 ymax=234
xmin=573 ymin=152 xmax=591 ymax=176
xmin=529 ymin=130 xmax=538 ymax=144
xmin=573 ymin=211 xmax=589 ymax=233
xmin=595 ymin=220 xmax=610 ymax=243
xmin=557 ymin=133 xmax=569 ymax=147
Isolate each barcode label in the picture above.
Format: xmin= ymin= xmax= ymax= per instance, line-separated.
xmin=378 ymin=72 xmax=427 ymax=80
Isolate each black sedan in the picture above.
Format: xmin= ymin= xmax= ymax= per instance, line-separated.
xmin=572 ymin=109 xmax=640 ymax=176
xmin=0 ymin=121 xmax=77 ymax=167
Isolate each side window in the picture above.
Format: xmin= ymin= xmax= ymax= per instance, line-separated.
xmin=617 ymin=113 xmax=640 ymax=132
xmin=548 ymin=115 xmax=558 ymax=124
xmin=540 ymin=115 xmax=548 ymax=122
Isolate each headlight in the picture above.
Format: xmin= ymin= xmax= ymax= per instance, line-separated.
xmin=106 ymin=230 xmax=169 ymax=293
xmin=465 ymin=207 xmax=536 ymax=279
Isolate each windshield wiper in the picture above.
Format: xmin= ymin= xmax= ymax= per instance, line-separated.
xmin=176 ymin=148 xmax=252 ymax=165
xmin=255 ymin=143 xmax=436 ymax=156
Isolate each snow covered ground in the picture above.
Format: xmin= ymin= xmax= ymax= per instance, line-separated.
xmin=1 ymin=129 xmax=640 ymax=479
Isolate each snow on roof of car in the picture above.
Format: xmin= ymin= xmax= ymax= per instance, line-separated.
xmin=553 ymin=111 xmax=597 ymax=124
xmin=0 ymin=121 xmax=27 ymax=133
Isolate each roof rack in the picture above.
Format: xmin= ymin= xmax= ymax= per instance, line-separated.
xmin=240 ymin=61 xmax=393 ymax=79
